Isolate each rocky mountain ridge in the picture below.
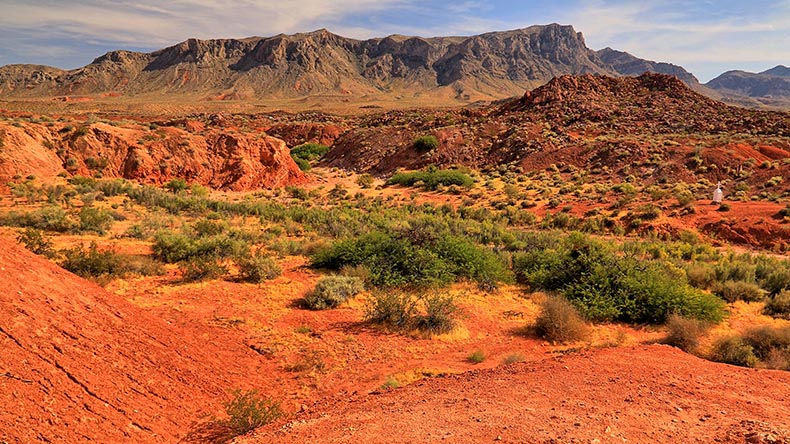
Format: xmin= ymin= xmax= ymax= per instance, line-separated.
xmin=705 ymin=65 xmax=790 ymax=108
xmin=0 ymin=25 xmax=704 ymax=104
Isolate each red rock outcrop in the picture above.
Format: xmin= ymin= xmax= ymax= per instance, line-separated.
xmin=0 ymin=121 xmax=305 ymax=190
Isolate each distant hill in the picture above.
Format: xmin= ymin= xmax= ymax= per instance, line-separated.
xmin=0 ymin=25 xmax=705 ymax=104
xmin=706 ymin=65 xmax=790 ymax=108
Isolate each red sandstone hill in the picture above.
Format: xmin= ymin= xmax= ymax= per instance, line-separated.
xmin=324 ymin=73 xmax=789 ymax=186
xmin=0 ymin=118 xmax=304 ymax=190
xmin=0 ymin=236 xmax=272 ymax=443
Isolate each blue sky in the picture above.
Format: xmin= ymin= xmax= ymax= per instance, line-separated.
xmin=0 ymin=0 xmax=787 ymax=82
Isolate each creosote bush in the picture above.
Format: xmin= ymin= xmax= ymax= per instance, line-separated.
xmin=709 ymin=336 xmax=758 ymax=368
xmin=303 ymin=275 xmax=364 ymax=310
xmin=181 ymin=256 xmax=228 ymax=282
xmin=415 ymin=293 xmax=459 ymax=334
xmin=533 ymin=295 xmax=589 ymax=344
xmin=60 ymin=242 xmax=163 ymax=280
xmin=467 ymin=350 xmax=486 ymax=364
xmin=186 ymin=389 xmax=283 ymax=444
xmin=365 ymin=291 xmax=459 ymax=334
xmin=0 ymin=205 xmax=76 ymax=232
xmin=16 ymin=227 xmax=56 ymax=258
xmin=664 ymin=313 xmax=709 ymax=353
xmin=742 ymin=325 xmax=790 ymax=363
xmin=78 ymin=205 xmax=115 ymax=235
xmin=235 ymin=251 xmax=281 ymax=283
xmin=765 ymin=290 xmax=790 ymax=319
xmin=712 ymin=280 xmax=765 ymax=303
xmin=386 ymin=167 xmax=474 ymax=191
xmin=153 ymin=230 xmax=247 ymax=263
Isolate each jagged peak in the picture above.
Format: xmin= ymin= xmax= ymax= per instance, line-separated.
xmin=90 ymin=49 xmax=146 ymax=65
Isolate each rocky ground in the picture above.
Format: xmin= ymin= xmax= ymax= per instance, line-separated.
xmin=246 ymin=344 xmax=790 ymax=444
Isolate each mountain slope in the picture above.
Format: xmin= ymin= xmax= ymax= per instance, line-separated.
xmin=706 ymin=65 xmax=790 ymax=108
xmin=0 ymin=25 xmax=687 ymax=103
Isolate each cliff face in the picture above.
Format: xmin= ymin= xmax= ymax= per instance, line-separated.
xmin=0 ymin=120 xmax=305 ymax=190
xmin=0 ymin=24 xmax=690 ymax=102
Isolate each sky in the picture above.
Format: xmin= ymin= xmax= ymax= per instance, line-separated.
xmin=0 ymin=0 xmax=788 ymax=82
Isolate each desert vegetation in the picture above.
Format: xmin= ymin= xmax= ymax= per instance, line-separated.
xmin=4 ymin=167 xmax=788 ymax=371
xmin=2 ymin=74 xmax=790 ymax=443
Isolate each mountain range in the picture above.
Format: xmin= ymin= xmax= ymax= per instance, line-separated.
xmin=0 ymin=24 xmax=787 ymax=108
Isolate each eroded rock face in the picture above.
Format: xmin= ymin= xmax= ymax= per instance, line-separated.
xmin=0 ymin=121 xmax=305 ymax=190
xmin=0 ymin=25 xmax=692 ymax=102
xmin=265 ymin=122 xmax=345 ymax=148
xmin=0 ymin=123 xmax=64 ymax=180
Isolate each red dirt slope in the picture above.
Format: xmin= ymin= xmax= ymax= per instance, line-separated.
xmin=0 ymin=237 xmax=269 ymax=443
xmin=247 ymin=344 xmax=790 ymax=444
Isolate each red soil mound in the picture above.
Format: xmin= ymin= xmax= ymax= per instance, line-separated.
xmin=247 ymin=344 xmax=790 ymax=444
xmin=0 ymin=237 xmax=270 ymax=443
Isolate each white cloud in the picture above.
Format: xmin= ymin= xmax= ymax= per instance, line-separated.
xmin=0 ymin=0 xmax=415 ymax=46
xmin=1 ymin=0 xmax=788 ymax=79
xmin=545 ymin=1 xmax=790 ymax=81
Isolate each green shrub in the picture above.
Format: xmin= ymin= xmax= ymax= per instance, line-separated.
xmin=365 ymin=291 xmax=458 ymax=334
xmin=311 ymin=230 xmax=509 ymax=289
xmin=502 ymin=353 xmax=525 ymax=364
xmin=164 ymin=178 xmax=188 ymax=193
xmin=291 ymin=143 xmax=330 ymax=162
xmin=685 ymin=263 xmax=715 ymax=289
xmin=712 ymin=280 xmax=765 ymax=303
xmin=413 ymin=135 xmax=439 ymax=152
xmin=235 ymin=252 xmax=281 ymax=283
xmin=186 ymin=389 xmax=283 ymax=444
xmin=664 ymin=313 xmax=709 ymax=353
xmin=60 ymin=242 xmax=123 ymax=278
xmin=742 ymin=325 xmax=790 ymax=360
xmin=181 ymin=256 xmax=228 ymax=282
xmin=304 ymin=275 xmax=364 ymax=310
xmin=293 ymin=157 xmax=311 ymax=172
xmin=0 ymin=205 xmax=76 ymax=232
xmin=365 ymin=291 xmax=417 ymax=329
xmin=60 ymin=242 xmax=164 ymax=280
xmin=762 ymin=269 xmax=790 ymax=296
xmin=152 ymin=231 xmax=247 ymax=263
xmin=356 ymin=174 xmax=375 ymax=188
xmin=16 ymin=228 xmax=56 ymax=258
xmin=534 ymin=295 xmax=589 ymax=344
xmin=286 ymin=186 xmax=309 ymax=200
xmin=765 ymin=290 xmax=790 ymax=319
xmin=709 ymin=336 xmax=758 ymax=368
xmin=191 ymin=218 xmax=228 ymax=237
xmin=467 ymin=350 xmax=486 ymax=364
xmin=414 ymin=293 xmax=458 ymax=334
xmin=78 ymin=206 xmax=114 ymax=234
xmin=386 ymin=167 xmax=473 ymax=191
xmin=512 ymin=233 xmax=725 ymax=324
